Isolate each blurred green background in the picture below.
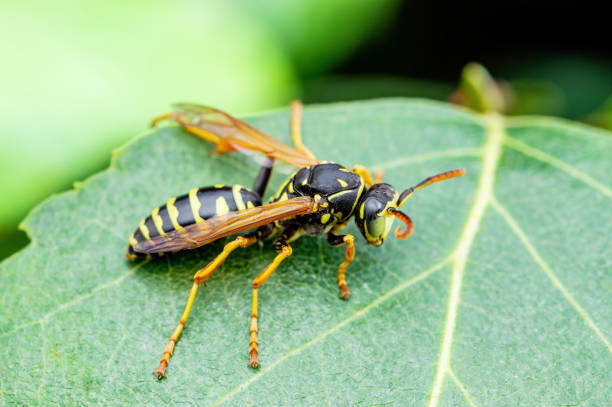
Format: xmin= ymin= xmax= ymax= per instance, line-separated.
xmin=1 ymin=0 xmax=610 ymax=260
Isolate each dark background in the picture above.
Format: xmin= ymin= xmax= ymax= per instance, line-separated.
xmin=336 ymin=1 xmax=610 ymax=81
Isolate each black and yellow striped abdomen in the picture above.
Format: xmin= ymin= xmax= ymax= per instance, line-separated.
xmin=127 ymin=185 xmax=261 ymax=259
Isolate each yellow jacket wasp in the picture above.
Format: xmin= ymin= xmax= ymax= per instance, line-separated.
xmin=125 ymin=101 xmax=465 ymax=379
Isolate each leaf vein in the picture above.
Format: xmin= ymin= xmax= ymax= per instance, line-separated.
xmin=491 ymin=197 xmax=612 ymax=353
xmin=0 ymin=260 xmax=149 ymax=339
xmin=503 ymin=136 xmax=612 ymax=198
xmin=447 ymin=367 xmax=477 ymax=407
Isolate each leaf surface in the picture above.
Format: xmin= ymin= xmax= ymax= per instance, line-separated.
xmin=1 ymin=100 xmax=610 ymax=406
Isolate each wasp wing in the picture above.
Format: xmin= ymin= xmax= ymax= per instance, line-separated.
xmin=153 ymin=103 xmax=319 ymax=167
xmin=135 ymin=196 xmax=316 ymax=254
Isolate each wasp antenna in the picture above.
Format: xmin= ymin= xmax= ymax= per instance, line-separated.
xmin=398 ymin=168 xmax=465 ymax=207
xmin=389 ymin=208 xmax=414 ymax=239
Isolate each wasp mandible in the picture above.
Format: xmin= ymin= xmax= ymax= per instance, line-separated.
xmin=125 ymin=102 xmax=465 ymax=379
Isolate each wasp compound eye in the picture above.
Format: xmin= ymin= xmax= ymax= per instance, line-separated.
xmin=354 ymin=183 xmax=398 ymax=246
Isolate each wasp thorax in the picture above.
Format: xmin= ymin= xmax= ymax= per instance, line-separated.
xmin=355 ymin=183 xmax=398 ymax=246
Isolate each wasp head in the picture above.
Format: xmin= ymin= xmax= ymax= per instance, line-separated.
xmin=354 ymin=168 xmax=466 ymax=246
xmin=354 ymin=183 xmax=400 ymax=246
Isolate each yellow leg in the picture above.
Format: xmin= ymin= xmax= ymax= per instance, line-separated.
xmin=337 ymin=235 xmax=355 ymax=300
xmin=155 ymin=236 xmax=255 ymax=379
xmin=182 ymin=124 xmax=222 ymax=149
xmin=290 ymin=101 xmax=316 ymax=160
xmin=150 ymin=112 xmax=222 ymax=150
xmin=353 ymin=164 xmax=380 ymax=187
xmin=193 ymin=236 xmax=256 ymax=284
xmin=249 ymin=288 xmax=260 ymax=368
xmin=249 ymin=244 xmax=292 ymax=368
xmin=151 ymin=112 xmax=173 ymax=127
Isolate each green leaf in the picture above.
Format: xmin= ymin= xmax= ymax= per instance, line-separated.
xmin=1 ymin=100 xmax=610 ymax=406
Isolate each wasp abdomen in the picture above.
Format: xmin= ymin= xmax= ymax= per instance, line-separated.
xmin=127 ymin=185 xmax=261 ymax=259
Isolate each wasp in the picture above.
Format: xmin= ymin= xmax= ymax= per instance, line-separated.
xmin=125 ymin=101 xmax=465 ymax=379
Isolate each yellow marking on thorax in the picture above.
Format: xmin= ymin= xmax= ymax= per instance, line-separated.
xmin=351 ymin=182 xmax=365 ymax=215
xmin=151 ymin=208 xmax=166 ymax=236
xmin=359 ymin=201 xmax=365 ymax=219
xmin=287 ymin=182 xmax=294 ymax=193
xmin=274 ymin=177 xmax=292 ymax=200
xmin=138 ymin=219 xmax=150 ymax=240
xmin=273 ymin=168 xmax=300 ymax=200
xmin=232 ymin=185 xmax=246 ymax=210
xmin=279 ymin=192 xmax=288 ymax=202
xmin=166 ymin=197 xmax=183 ymax=230
xmin=328 ymin=189 xmax=352 ymax=201
xmin=247 ymin=201 xmax=255 ymax=209
xmin=214 ymin=184 xmax=225 ymax=188
xmin=129 ymin=233 xmax=138 ymax=247
xmin=337 ymin=178 xmax=348 ymax=187
xmin=189 ymin=188 xmax=205 ymax=223
xmin=301 ymin=178 xmax=307 ymax=185
xmin=321 ymin=213 xmax=331 ymax=224
xmin=216 ymin=197 xmax=230 ymax=215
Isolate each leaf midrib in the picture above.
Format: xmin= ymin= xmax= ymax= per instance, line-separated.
xmin=428 ymin=113 xmax=504 ymax=407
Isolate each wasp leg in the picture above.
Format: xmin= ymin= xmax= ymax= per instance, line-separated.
xmin=353 ymin=165 xmax=384 ymax=185
xmin=327 ymin=232 xmax=355 ymax=300
xmin=249 ymin=244 xmax=292 ymax=368
xmin=155 ymin=235 xmax=256 ymax=379
xmin=290 ymin=101 xmax=316 ymax=160
xmin=248 ymin=227 xmax=300 ymax=368
xmin=151 ymin=112 xmax=222 ymax=148
xmin=353 ymin=164 xmax=380 ymax=187
xmin=150 ymin=113 xmax=173 ymax=127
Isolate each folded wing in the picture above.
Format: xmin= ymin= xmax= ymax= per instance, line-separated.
xmin=152 ymin=104 xmax=320 ymax=167
xmin=135 ymin=196 xmax=317 ymax=253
